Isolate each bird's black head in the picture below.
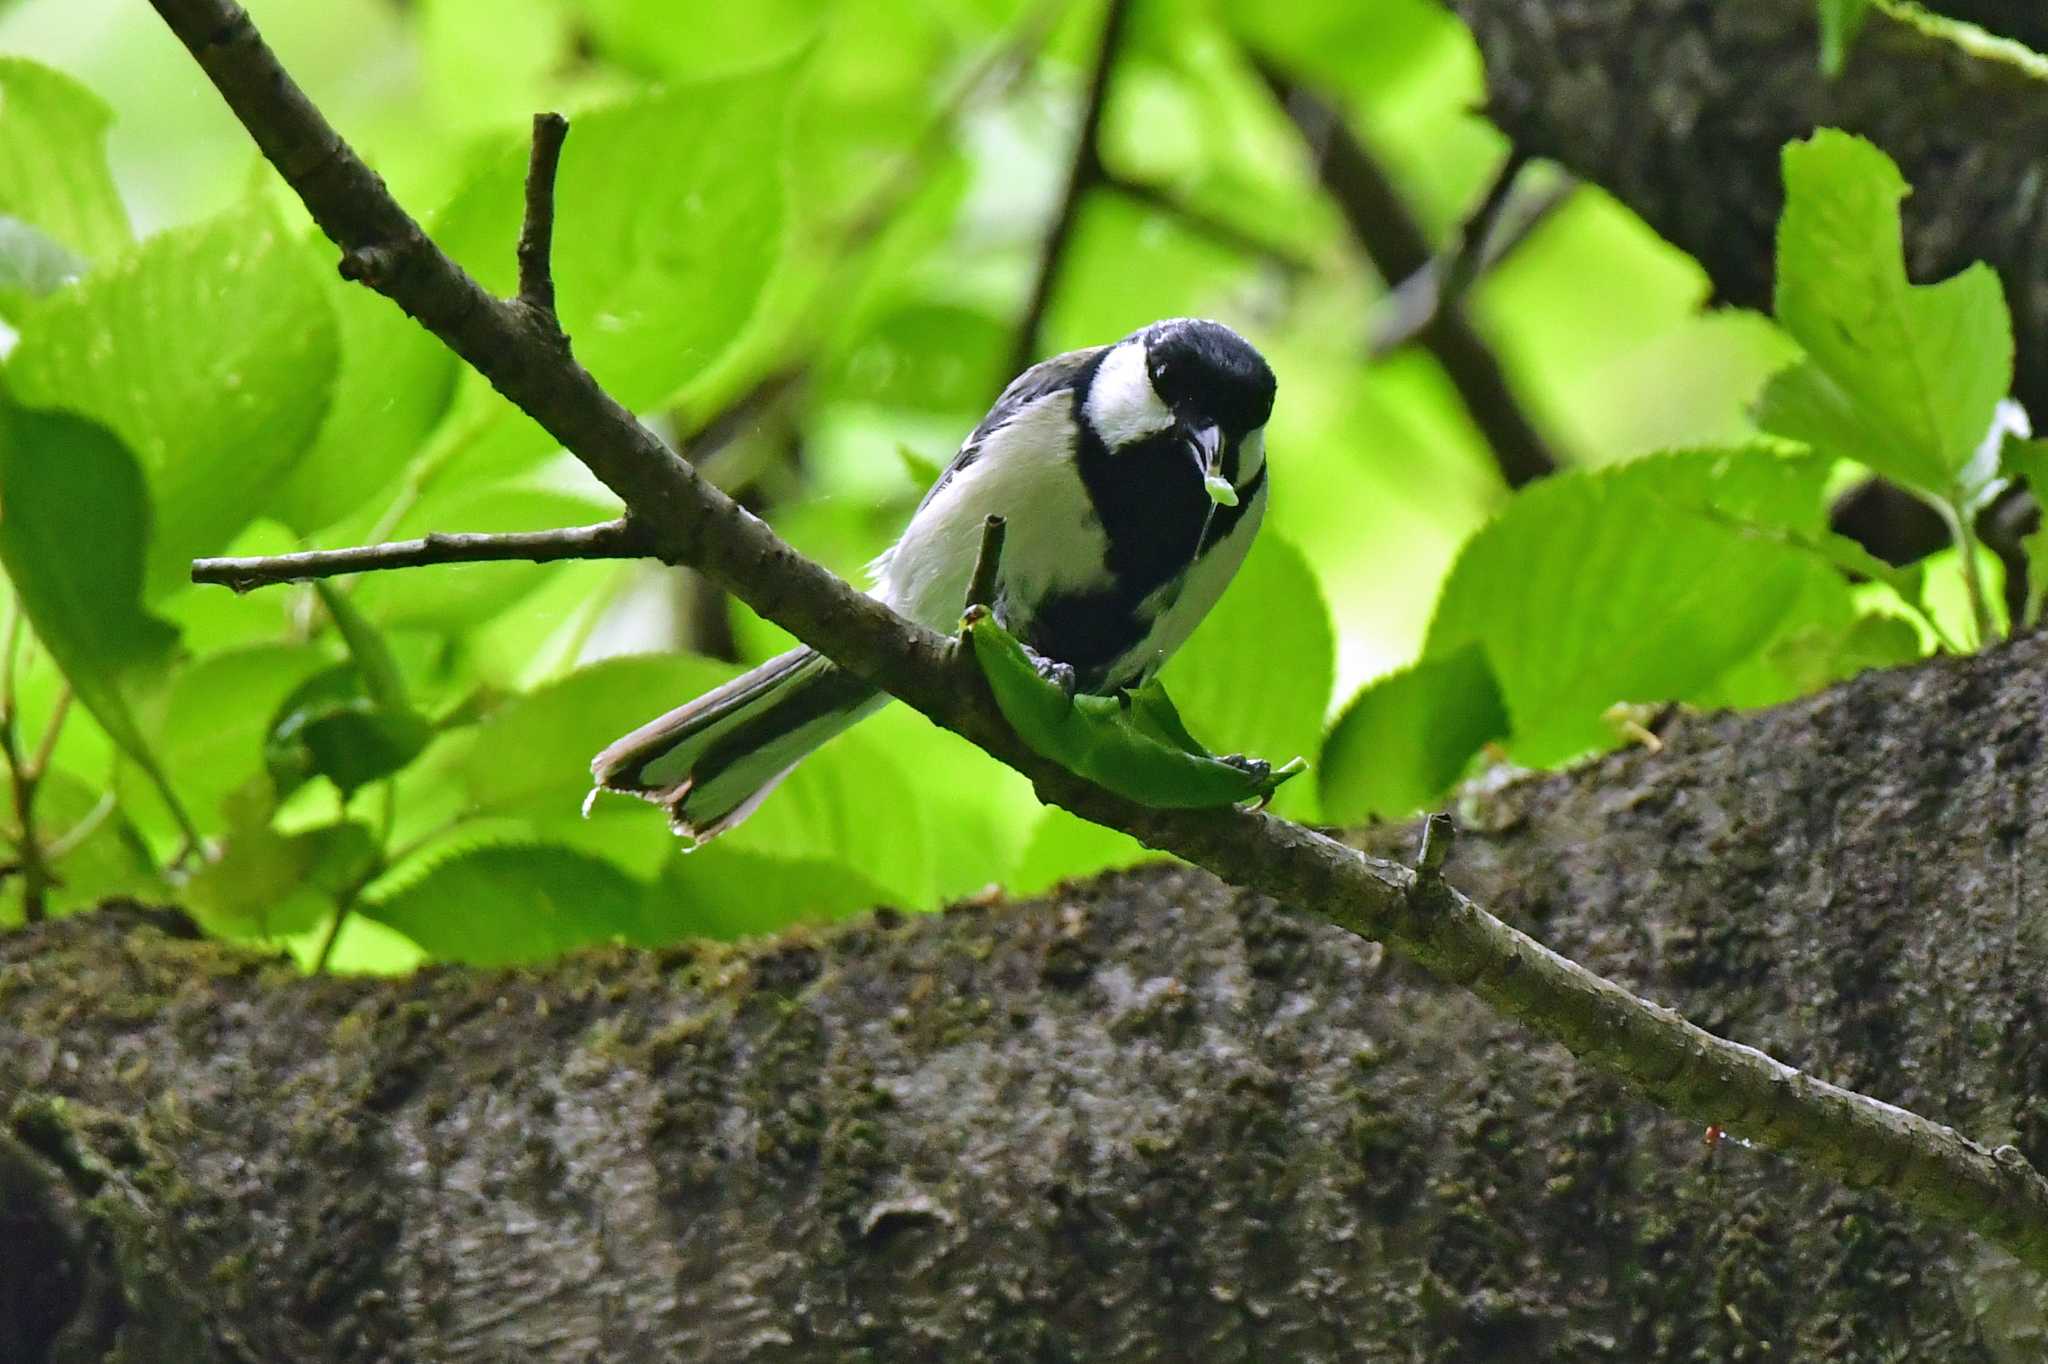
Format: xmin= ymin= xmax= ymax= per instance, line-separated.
xmin=1139 ymin=318 xmax=1276 ymax=438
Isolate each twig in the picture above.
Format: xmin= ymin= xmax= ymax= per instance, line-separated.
xmin=1258 ymin=64 xmax=1560 ymax=489
xmin=155 ymin=0 xmax=2048 ymax=1274
xmin=1098 ymin=174 xmax=1316 ymax=276
xmin=1010 ymin=0 xmax=1133 ymax=374
xmin=965 ymin=515 xmax=1008 ymax=612
xmin=190 ymin=519 xmax=656 ymax=591
xmin=1370 ymin=173 xmax=1573 ymax=359
xmin=516 ymin=112 xmax=569 ymax=325
xmin=0 ymin=594 xmax=58 ymax=923
xmin=1440 ymin=148 xmax=1531 ymax=305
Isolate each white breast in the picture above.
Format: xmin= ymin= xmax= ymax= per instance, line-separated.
xmin=875 ymin=392 xmax=1113 ymax=631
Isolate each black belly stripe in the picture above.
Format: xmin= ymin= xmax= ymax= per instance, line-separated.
xmin=1025 ymin=409 xmax=1261 ymax=691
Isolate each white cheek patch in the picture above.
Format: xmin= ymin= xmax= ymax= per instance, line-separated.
xmin=1084 ymin=340 xmax=1174 ymax=449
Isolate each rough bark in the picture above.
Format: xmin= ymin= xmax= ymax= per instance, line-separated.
xmin=1452 ymin=0 xmax=2048 ymax=418
xmin=6 ymin=631 xmax=2048 ymax=1362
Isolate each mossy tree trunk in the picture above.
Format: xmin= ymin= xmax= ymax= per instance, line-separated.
xmin=5 ymin=634 xmax=2047 ymax=1361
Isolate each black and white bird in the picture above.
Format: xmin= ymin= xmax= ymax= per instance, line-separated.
xmin=592 ymin=317 xmax=1276 ymax=841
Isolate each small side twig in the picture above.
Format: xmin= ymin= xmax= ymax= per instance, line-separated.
xmin=517 ymin=112 xmax=570 ymax=325
xmin=1098 ymin=174 xmax=1315 ymax=276
xmin=190 ymin=518 xmax=657 ymax=592
xmin=1370 ymin=169 xmax=1573 ymax=358
xmin=965 ymin=515 xmax=1008 ymax=613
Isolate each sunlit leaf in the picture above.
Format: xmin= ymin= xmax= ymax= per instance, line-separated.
xmin=1160 ymin=533 xmax=1333 ymax=820
xmin=6 ymin=199 xmax=339 ymax=596
xmin=1759 ymin=131 xmax=2011 ymax=506
xmin=1008 ymin=808 xmax=1158 ymax=898
xmin=1320 ymin=643 xmax=1507 ymax=824
xmin=269 ymin=260 xmax=460 ymax=536
xmin=642 ymin=844 xmax=894 ymax=942
xmin=155 ymin=644 xmax=332 ymax=836
xmin=360 ymin=842 xmax=646 ymax=966
xmin=0 ymin=58 xmax=131 ymax=265
xmin=265 ymin=665 xmax=434 ymax=801
xmin=1424 ymin=446 xmax=1854 ymax=766
xmin=459 ymin=653 xmax=739 ymax=820
xmin=0 ymin=404 xmax=178 ymax=767
xmin=431 ymin=67 xmax=791 ymax=473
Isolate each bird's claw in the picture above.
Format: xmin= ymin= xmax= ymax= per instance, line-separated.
xmin=1020 ymin=645 xmax=1077 ymax=702
xmin=1220 ymin=753 xmax=1271 ymax=783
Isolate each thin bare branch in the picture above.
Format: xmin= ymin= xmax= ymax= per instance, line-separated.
xmin=190 ymin=518 xmax=656 ymax=592
xmin=1098 ymin=174 xmax=1316 ymax=276
xmin=1370 ymin=167 xmax=1574 ymax=359
xmin=152 ymin=0 xmax=2048 ymax=1275
xmin=1258 ymin=63 xmax=1561 ymax=489
xmin=965 ymin=514 xmax=1008 ymax=613
xmin=517 ymin=112 xmax=569 ymax=324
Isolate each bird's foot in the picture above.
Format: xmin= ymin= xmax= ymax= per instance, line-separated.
xmin=1020 ymin=645 xmax=1078 ymax=702
xmin=1219 ymin=753 xmax=1271 ymax=784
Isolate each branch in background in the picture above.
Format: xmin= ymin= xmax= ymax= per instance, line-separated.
xmin=190 ymin=519 xmax=658 ymax=592
xmin=1258 ymin=64 xmax=1560 ymax=490
xmin=1009 ymin=0 xmax=1133 ymax=375
xmin=0 ymin=602 xmax=67 ymax=924
xmin=1098 ymin=173 xmax=1317 ymax=277
xmin=152 ymin=0 xmax=2048 ymax=1275
xmin=1370 ymin=169 xmax=1575 ymax=359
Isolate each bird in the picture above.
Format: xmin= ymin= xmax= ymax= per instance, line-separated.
xmin=591 ymin=316 xmax=1276 ymax=842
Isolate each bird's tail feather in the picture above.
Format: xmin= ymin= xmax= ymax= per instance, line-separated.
xmin=590 ymin=647 xmax=885 ymax=842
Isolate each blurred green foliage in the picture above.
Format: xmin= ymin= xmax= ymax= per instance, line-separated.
xmin=0 ymin=1 xmax=2028 ymax=968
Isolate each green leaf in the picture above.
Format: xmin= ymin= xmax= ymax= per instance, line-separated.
xmin=0 ymin=404 xmax=178 ymax=766
xmin=349 ymin=485 xmax=614 ymax=630
xmin=1007 ymin=807 xmax=1158 ymax=898
xmin=6 ymin=200 xmax=340 ymax=597
xmin=1158 ymin=533 xmax=1333 ymax=819
xmin=2 ymin=770 xmax=153 ymax=923
xmin=458 ymin=653 xmax=740 ymax=821
xmin=474 ymin=652 xmax=939 ymax=907
xmin=269 ymin=265 xmax=460 ymax=536
xmin=1759 ymin=131 xmax=2012 ymax=506
xmin=265 ymin=666 xmax=434 ymax=801
xmin=1423 ymin=446 xmax=1856 ymax=766
xmin=154 ymin=644 xmax=331 ymax=837
xmin=641 ymin=844 xmax=893 ymax=942
xmin=431 ymin=68 xmax=791 ymax=472
xmin=360 ymin=842 xmax=646 ymax=966
xmin=1817 ymin=0 xmax=1874 ymax=76
xmin=969 ymin=612 xmax=1302 ymax=808
xmin=1320 ymin=644 xmax=1508 ymax=824
xmin=0 ymin=58 xmax=131 ymax=266
xmin=186 ymin=814 xmax=376 ymax=941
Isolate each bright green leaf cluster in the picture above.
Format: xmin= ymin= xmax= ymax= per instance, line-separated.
xmin=0 ymin=4 xmax=2024 ymax=972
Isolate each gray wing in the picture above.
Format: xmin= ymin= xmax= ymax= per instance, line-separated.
xmin=911 ymin=345 xmax=1106 ymax=515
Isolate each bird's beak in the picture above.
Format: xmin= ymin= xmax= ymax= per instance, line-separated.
xmin=1188 ymin=424 xmax=1236 ymax=507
